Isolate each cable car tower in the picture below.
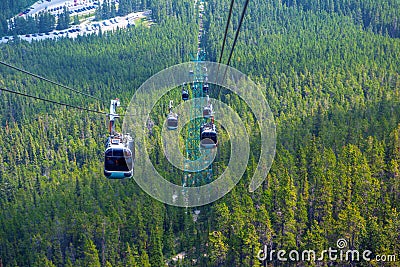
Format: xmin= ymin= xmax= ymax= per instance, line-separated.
xmin=182 ymin=50 xmax=214 ymax=194
xmin=180 ymin=0 xmax=216 ymax=208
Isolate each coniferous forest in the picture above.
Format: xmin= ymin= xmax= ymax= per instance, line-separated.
xmin=0 ymin=0 xmax=399 ymax=266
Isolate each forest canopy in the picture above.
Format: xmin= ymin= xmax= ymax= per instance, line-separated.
xmin=0 ymin=0 xmax=399 ymax=266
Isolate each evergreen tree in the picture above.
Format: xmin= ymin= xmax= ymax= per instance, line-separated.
xmin=38 ymin=12 xmax=55 ymax=33
xmin=0 ymin=0 xmax=399 ymax=265
xmin=82 ymin=238 xmax=101 ymax=267
xmin=110 ymin=1 xmax=117 ymax=18
xmin=148 ymin=226 xmax=164 ymax=267
xmin=33 ymin=255 xmax=56 ymax=267
xmin=125 ymin=243 xmax=138 ymax=267
xmin=51 ymin=240 xmax=63 ymax=267
xmin=56 ymin=7 xmax=70 ymax=30
xmin=101 ymin=0 xmax=110 ymax=20
xmin=335 ymin=203 xmax=366 ymax=249
xmin=117 ymin=0 xmax=128 ymax=16
xmin=73 ymin=15 xmax=79 ymax=26
xmin=139 ymin=250 xmax=151 ymax=267
xmin=95 ymin=5 xmax=102 ymax=21
xmin=208 ymin=231 xmax=229 ymax=266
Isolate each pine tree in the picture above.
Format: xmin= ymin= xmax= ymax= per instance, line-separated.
xmin=51 ymin=240 xmax=63 ymax=267
xmin=163 ymin=223 xmax=175 ymax=258
xmin=110 ymin=1 xmax=117 ymax=18
xmin=82 ymin=238 xmax=101 ymax=267
xmin=65 ymin=258 xmax=73 ymax=267
xmin=239 ymin=223 xmax=261 ymax=267
xmin=95 ymin=5 xmax=103 ymax=20
xmin=101 ymin=0 xmax=110 ymax=20
xmin=117 ymin=0 xmax=128 ymax=16
xmin=312 ymin=148 xmax=334 ymax=235
xmin=33 ymin=255 xmax=56 ymax=267
xmin=73 ymin=15 xmax=79 ymax=25
xmin=125 ymin=243 xmax=138 ymax=267
xmin=335 ymin=203 xmax=366 ymax=249
xmin=364 ymin=136 xmax=386 ymax=178
xmin=254 ymin=205 xmax=274 ymax=250
xmin=213 ymin=202 xmax=231 ymax=236
xmin=208 ymin=231 xmax=229 ymax=266
xmin=139 ymin=250 xmax=151 ymax=267
xmin=38 ymin=12 xmax=55 ymax=33
xmin=277 ymin=170 xmax=297 ymax=250
xmin=148 ymin=226 xmax=164 ymax=267
xmin=56 ymin=7 xmax=70 ymax=30
xmin=303 ymin=221 xmax=327 ymax=263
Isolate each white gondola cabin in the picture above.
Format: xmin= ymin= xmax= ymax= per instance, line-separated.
xmin=104 ymin=99 xmax=134 ymax=179
xmin=167 ymin=100 xmax=178 ymax=130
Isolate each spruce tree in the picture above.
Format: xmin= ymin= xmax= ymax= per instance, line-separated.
xmin=82 ymin=238 xmax=101 ymax=267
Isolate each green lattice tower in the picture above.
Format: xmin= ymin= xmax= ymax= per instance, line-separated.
xmin=183 ymin=50 xmax=213 ymax=189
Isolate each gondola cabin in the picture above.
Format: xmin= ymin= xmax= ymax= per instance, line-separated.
xmin=203 ymin=83 xmax=209 ymax=93
xmin=203 ymin=95 xmax=212 ymax=118
xmin=167 ymin=113 xmax=178 ymax=130
xmin=104 ymin=99 xmax=134 ymax=179
xmin=167 ymin=100 xmax=178 ymax=130
xmin=200 ymin=123 xmax=218 ymax=148
xmin=104 ymin=136 xmax=134 ymax=179
xmin=203 ymin=105 xmax=212 ymax=118
xmin=182 ymin=89 xmax=189 ymax=101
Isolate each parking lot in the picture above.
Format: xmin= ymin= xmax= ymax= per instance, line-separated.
xmin=17 ymin=0 xmax=102 ymax=18
xmin=0 ymin=0 xmax=149 ymax=44
xmin=0 ymin=12 xmax=146 ymax=43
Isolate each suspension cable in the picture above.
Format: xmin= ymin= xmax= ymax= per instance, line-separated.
xmin=220 ymin=0 xmax=250 ymax=82
xmin=225 ymin=0 xmax=250 ymax=68
xmin=0 ymin=60 xmax=104 ymax=102
xmin=0 ymin=86 xmax=146 ymax=118
xmin=218 ymin=0 xmax=235 ymax=64
xmin=0 ymin=86 xmax=107 ymax=115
